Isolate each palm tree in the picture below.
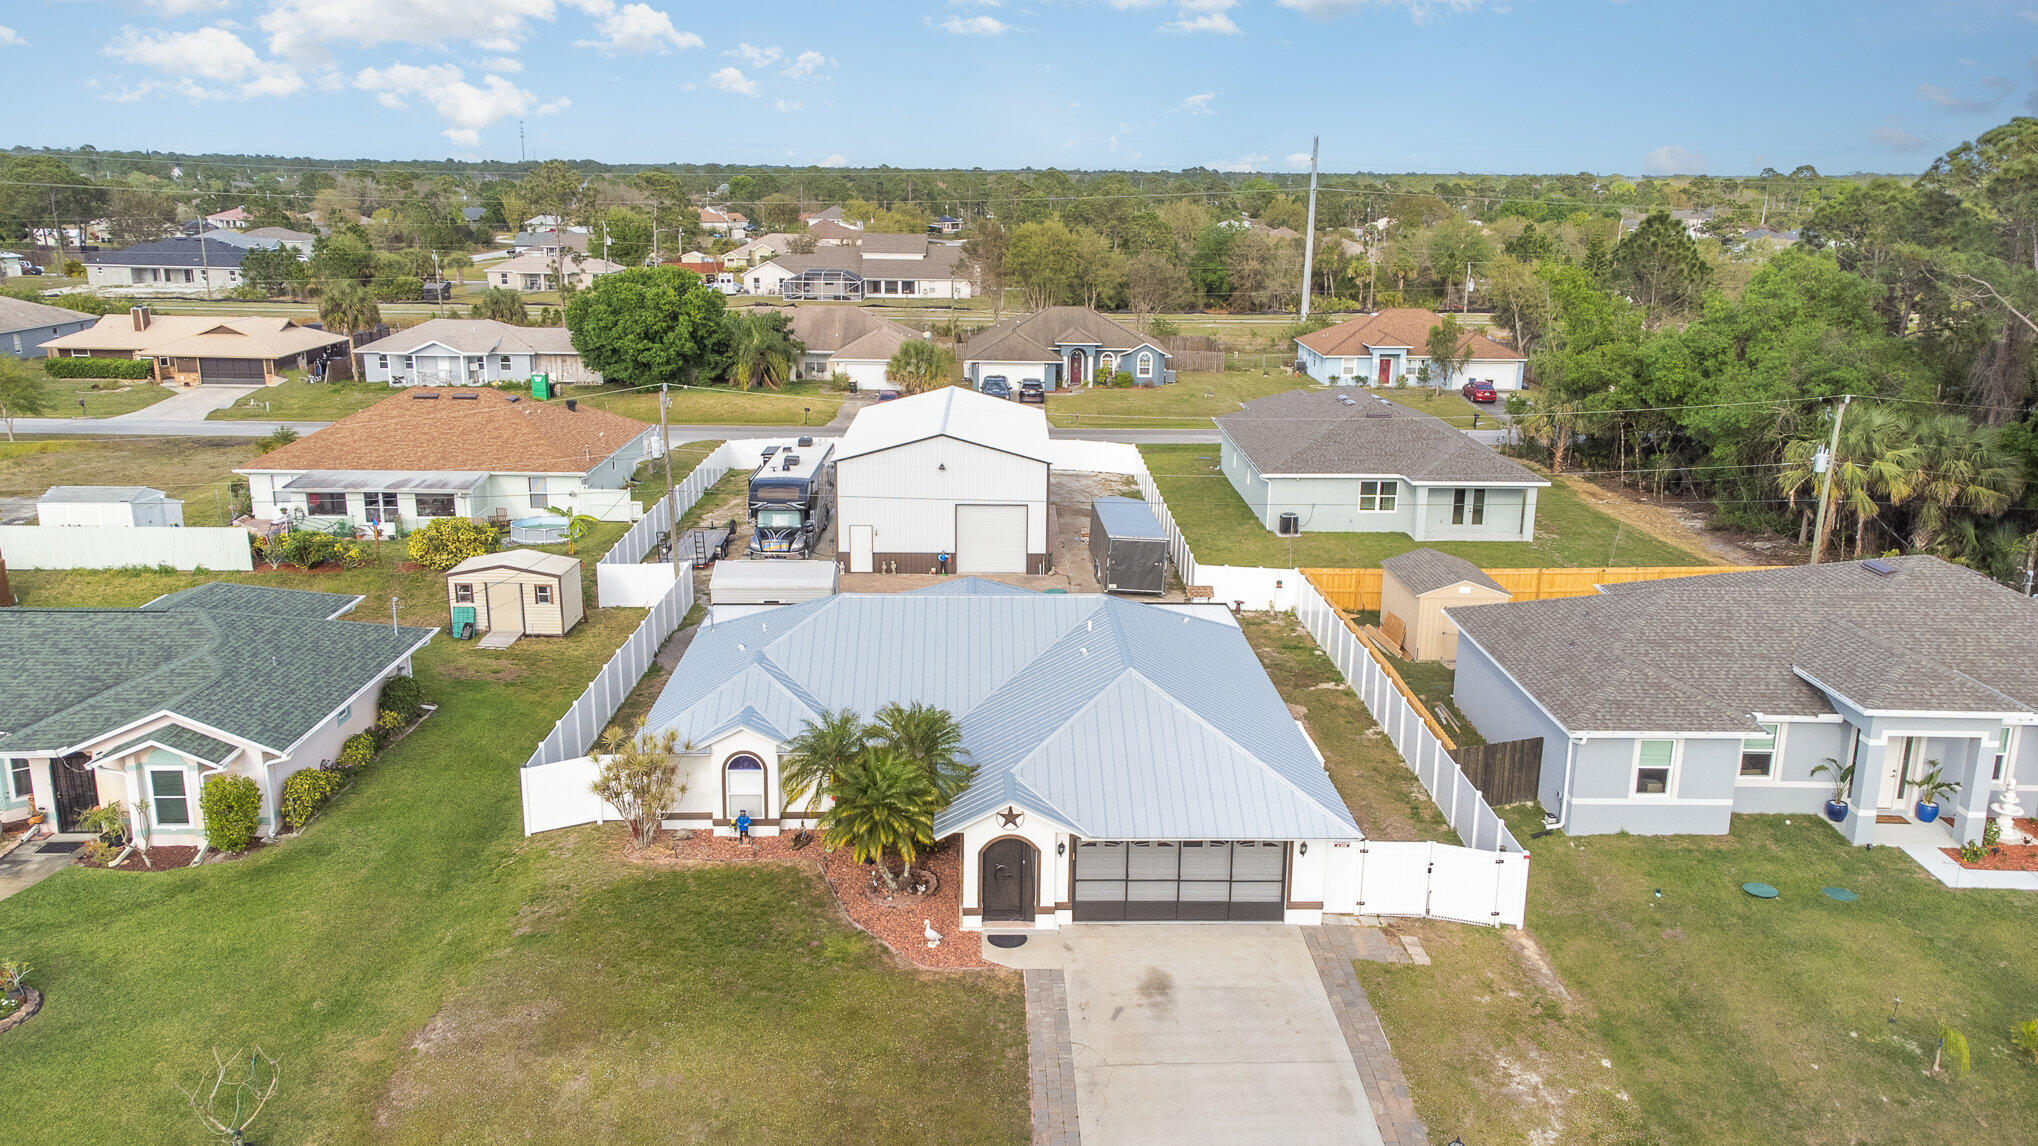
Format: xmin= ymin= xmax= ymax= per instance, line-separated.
xmin=1778 ymin=404 xmax=1920 ymax=560
xmin=870 ymin=702 xmax=975 ymax=806
xmin=780 ymin=709 xmax=867 ymax=822
xmin=726 ymin=311 xmax=802 ymax=390
xmin=1904 ymin=413 xmax=2023 ymax=552
xmin=884 ymin=340 xmax=956 ymax=395
xmin=468 ymin=287 xmax=527 ymax=325
xmin=544 ymin=506 xmax=598 ymax=554
xmin=820 ymin=749 xmax=937 ymax=891
xmin=318 ymin=281 xmax=382 ymax=335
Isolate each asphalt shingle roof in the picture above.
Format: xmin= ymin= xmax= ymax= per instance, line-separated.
xmin=0 ymin=584 xmax=433 ymax=755
xmin=0 ymin=294 xmax=92 ymax=333
xmin=961 ymin=306 xmax=1162 ymax=365
xmin=1217 ymin=389 xmax=1548 ymax=484
xmin=86 ymin=235 xmax=248 ymax=269
xmin=1448 ymin=556 xmax=2038 ymax=734
xmin=242 ymin=387 xmax=649 ymax=476
xmin=1381 ymin=548 xmax=1507 ymax=596
xmin=640 ymin=583 xmax=1362 ymax=840
xmin=1296 ymin=308 xmax=1523 ymax=361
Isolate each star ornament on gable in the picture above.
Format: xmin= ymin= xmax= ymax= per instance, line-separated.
xmin=995 ymin=806 xmax=1024 ymax=829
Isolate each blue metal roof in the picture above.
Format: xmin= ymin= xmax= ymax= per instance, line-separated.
xmin=644 ymin=582 xmax=1362 ymax=840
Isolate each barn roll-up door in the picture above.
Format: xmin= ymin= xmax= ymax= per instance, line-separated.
xmin=954 ymin=503 xmax=1027 ymax=573
xmin=198 ymin=357 xmax=266 ymax=384
xmin=1072 ymin=840 xmax=1287 ymax=921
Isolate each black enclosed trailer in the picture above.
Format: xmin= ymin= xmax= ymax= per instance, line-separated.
xmin=1088 ymin=497 xmax=1169 ymax=595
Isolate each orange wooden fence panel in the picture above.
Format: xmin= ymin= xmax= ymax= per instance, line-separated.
xmin=1302 ymin=564 xmax=1780 ymax=612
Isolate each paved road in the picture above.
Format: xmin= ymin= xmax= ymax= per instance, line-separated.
xmin=11 ymin=417 xmax=1224 ymax=445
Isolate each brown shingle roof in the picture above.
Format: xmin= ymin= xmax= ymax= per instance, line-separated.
xmin=42 ymin=313 xmax=346 ymax=360
xmin=244 ymin=387 xmax=649 ymax=476
xmin=788 ymin=306 xmax=919 ymax=356
xmin=1296 ymin=308 xmax=1523 ymax=361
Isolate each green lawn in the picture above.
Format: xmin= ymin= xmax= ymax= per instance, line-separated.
xmin=207 ymin=378 xmax=395 ymax=421
xmin=1359 ymin=813 xmax=2038 ymax=1143
xmin=0 ymin=436 xmax=260 ymax=526
xmin=1139 ymin=443 xmax=1705 ymax=569
xmin=568 ymin=380 xmax=843 ymax=426
xmin=34 ymin=362 xmax=176 ymax=418
xmin=1378 ymin=386 xmax=1508 ymax=428
xmin=1046 ymin=369 xmax=1308 ymax=428
xmin=0 ymin=539 xmax=1029 ymax=1142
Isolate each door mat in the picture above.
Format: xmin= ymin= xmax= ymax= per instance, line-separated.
xmin=36 ymin=841 xmax=85 ymax=854
xmin=1876 ymin=814 xmax=1910 ymax=825
xmin=986 ymin=934 xmax=1028 ymax=949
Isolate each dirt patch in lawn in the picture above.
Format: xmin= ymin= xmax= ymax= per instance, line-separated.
xmin=1550 ymin=473 xmax=1795 ymax=567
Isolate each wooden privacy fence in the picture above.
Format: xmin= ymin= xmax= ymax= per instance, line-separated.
xmin=1302 ymin=564 xmax=1780 ymax=613
xmin=1451 ymin=738 xmax=1543 ymax=807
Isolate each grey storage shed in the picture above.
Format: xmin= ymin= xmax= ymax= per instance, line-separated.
xmin=1088 ymin=497 xmax=1168 ymax=595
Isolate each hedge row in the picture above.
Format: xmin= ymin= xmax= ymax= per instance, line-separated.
xmin=43 ymin=357 xmax=154 ymax=380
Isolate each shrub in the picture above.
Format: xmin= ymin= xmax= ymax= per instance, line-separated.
xmin=44 ymin=357 xmax=153 ymax=380
xmin=407 ymin=516 xmax=498 ymax=571
xmin=81 ymin=839 xmax=122 ymax=866
xmin=1147 ymin=316 xmax=1180 ymax=337
xmin=2013 ymin=1018 xmax=2038 ymax=1064
xmin=372 ymin=709 xmax=408 ymax=746
xmin=280 ymin=767 xmax=345 ymax=830
xmin=1110 ymin=370 xmax=1134 ymax=388
xmin=272 ymin=528 xmax=344 ymax=569
xmin=379 ymin=674 xmax=425 ymax=722
xmin=1938 ymin=1025 xmax=1971 ymax=1076
xmin=255 ymin=426 xmax=300 ymax=454
xmin=337 ymin=732 xmax=375 ymax=771
xmin=77 ymin=802 xmax=129 ymax=844
xmin=198 ymin=775 xmax=262 ymax=852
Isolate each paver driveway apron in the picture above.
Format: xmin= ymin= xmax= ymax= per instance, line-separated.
xmin=1060 ymin=924 xmax=1385 ymax=1146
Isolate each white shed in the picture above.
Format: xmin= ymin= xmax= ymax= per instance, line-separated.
xmin=36 ymin=486 xmax=184 ymax=528
xmin=446 ymin=548 xmax=586 ymax=638
xmin=709 ymin=559 xmax=839 ymax=605
xmin=833 ymin=386 xmax=1052 ymax=575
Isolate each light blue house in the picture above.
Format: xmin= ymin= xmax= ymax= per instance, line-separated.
xmin=1215 ymin=388 xmax=1546 ymax=541
xmin=0 ymin=295 xmax=94 ymax=359
xmin=1447 ymin=557 xmax=2036 ymax=846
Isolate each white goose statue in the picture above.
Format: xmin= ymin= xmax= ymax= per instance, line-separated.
xmin=923 ymin=919 xmax=942 ymax=948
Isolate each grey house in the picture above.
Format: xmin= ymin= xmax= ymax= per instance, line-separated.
xmin=0 ymin=295 xmax=93 ymax=359
xmin=1216 ymin=389 xmax=1547 ymax=541
xmin=1448 ymin=557 xmax=2037 ymax=846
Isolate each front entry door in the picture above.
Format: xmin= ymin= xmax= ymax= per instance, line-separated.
xmin=52 ymin=754 xmax=98 ymax=833
xmin=981 ymin=838 xmax=1036 ymax=922
xmin=1877 ymin=737 xmax=1917 ymax=810
xmin=1067 ymin=352 xmax=1086 ymax=389
xmin=1378 ymin=357 xmax=1392 ymax=386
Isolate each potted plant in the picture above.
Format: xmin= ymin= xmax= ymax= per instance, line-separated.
xmin=24 ymin=803 xmax=43 ymax=827
xmin=1913 ymin=763 xmax=1958 ymax=824
xmin=1812 ymin=757 xmax=1856 ymax=822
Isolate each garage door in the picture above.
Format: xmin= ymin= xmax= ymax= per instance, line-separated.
xmin=1072 ymin=841 xmax=1287 ymax=921
xmin=198 ymin=357 xmax=265 ymax=384
xmin=954 ymin=503 xmax=1028 ymax=573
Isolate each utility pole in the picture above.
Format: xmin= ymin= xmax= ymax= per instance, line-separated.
xmin=519 ymin=120 xmax=527 ymax=164
xmin=659 ymin=384 xmax=674 ymax=505
xmin=2023 ymin=529 xmax=2037 ymax=597
xmin=1298 ymin=135 xmax=1320 ymax=323
xmin=1808 ymin=394 xmax=1851 ymax=565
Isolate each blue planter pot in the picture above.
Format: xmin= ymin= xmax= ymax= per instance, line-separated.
xmin=1915 ymin=801 xmax=1941 ymax=824
xmin=1824 ymin=800 xmax=1849 ymax=823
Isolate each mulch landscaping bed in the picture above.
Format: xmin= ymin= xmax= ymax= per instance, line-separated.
xmin=1942 ymin=817 xmax=2038 ymax=871
xmin=619 ymin=829 xmax=991 ymax=971
xmin=78 ymin=845 xmax=200 ymax=872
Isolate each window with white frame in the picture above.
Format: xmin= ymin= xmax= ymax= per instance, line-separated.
xmin=1137 ymin=352 xmax=1154 ymax=378
xmin=1358 ymin=480 xmax=1397 ymax=512
xmin=533 ymin=584 xmax=553 ymax=604
xmin=1635 ymin=740 xmax=1675 ymax=795
xmin=1995 ymin=725 xmax=2016 ymax=781
xmin=499 ymin=356 xmax=512 ymax=371
xmin=1740 ymin=723 xmax=1778 ymax=778
xmin=1452 ymin=488 xmax=1486 ymax=526
xmin=8 ymin=759 xmax=29 ymax=801
xmin=453 ymin=583 xmax=475 ymax=604
xmin=377 ymin=354 xmax=389 ymax=371
xmin=149 ymin=768 xmax=191 ymax=827
xmin=528 ymin=477 xmax=549 ymax=509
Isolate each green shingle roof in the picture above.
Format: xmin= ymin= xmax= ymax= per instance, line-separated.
xmin=1 ymin=583 xmax=433 ymax=755
xmin=94 ymin=724 xmax=238 ymax=766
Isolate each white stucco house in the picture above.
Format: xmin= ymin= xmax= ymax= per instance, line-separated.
xmin=746 ymin=235 xmax=973 ymax=300
xmin=0 ymin=583 xmax=433 ymax=845
xmin=353 ymin=319 xmax=601 ymax=386
xmin=1295 ymin=308 xmax=1526 ymax=390
xmin=489 ymin=253 xmax=624 ymax=293
xmin=834 ymin=386 xmax=1053 ymax=574
xmin=638 ymin=581 xmax=1366 ymax=931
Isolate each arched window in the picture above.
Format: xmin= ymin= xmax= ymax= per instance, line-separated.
xmin=724 ymin=754 xmax=766 ymax=821
xmin=1136 ymin=352 xmax=1154 ymax=379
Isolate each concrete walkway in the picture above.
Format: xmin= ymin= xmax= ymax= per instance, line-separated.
xmin=0 ymin=835 xmax=89 ymax=902
xmin=1057 ymin=925 xmax=1386 ymax=1146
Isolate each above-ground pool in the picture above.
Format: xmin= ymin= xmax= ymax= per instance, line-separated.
xmin=508 ymin=516 xmax=567 ymax=544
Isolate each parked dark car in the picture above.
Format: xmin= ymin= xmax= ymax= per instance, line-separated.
xmin=1018 ymin=379 xmax=1046 ymax=405
xmin=1460 ymin=379 xmax=1498 ymax=404
xmin=875 ymin=390 xmax=901 ymax=402
xmin=979 ymin=377 xmax=1012 ymax=400
xmin=19 ymin=264 xmax=43 ymax=276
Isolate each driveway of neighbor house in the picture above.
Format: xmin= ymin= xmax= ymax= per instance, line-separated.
xmin=1058 ymin=925 xmax=1385 ymax=1146
xmin=109 ymin=384 xmax=261 ymax=422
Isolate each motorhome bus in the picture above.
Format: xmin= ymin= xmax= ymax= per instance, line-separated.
xmin=746 ymin=438 xmax=835 ymax=558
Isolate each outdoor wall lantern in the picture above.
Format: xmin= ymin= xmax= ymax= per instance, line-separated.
xmin=1298 ymin=842 xmax=1309 ymax=856
xmin=1055 ymin=840 xmax=1066 ymax=856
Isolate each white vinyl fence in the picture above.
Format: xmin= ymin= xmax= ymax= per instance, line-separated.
xmin=0 ymin=525 xmax=254 ymax=571
xmin=596 ymin=450 xmax=733 ymax=607
xmin=519 ymin=574 xmax=694 ymax=835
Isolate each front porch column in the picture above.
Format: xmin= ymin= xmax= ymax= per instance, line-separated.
xmin=1410 ymin=485 xmax=1430 ymax=541
xmin=1948 ymin=741 xmax=1992 ymax=844
xmin=1844 ymin=739 xmax=1886 ymax=845
xmin=1994 ymin=728 xmax=2027 ymax=837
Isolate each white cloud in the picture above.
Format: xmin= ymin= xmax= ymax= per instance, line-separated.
xmin=354 ymin=63 xmax=542 ymax=142
xmin=537 ymin=96 xmax=570 ymax=114
xmin=782 ymin=49 xmax=834 ymax=79
xmin=142 ymin=0 xmax=234 ymax=13
xmin=726 ymin=42 xmax=781 ymax=66
xmin=0 ymin=25 xmax=21 ymax=46
xmin=574 ymin=2 xmax=702 ymax=54
xmin=102 ymin=25 xmax=304 ymax=99
xmin=1164 ymin=0 xmax=1239 ymax=33
xmin=480 ymin=55 xmax=524 ymax=73
xmin=1287 ymin=151 xmax=1313 ymax=167
xmin=1209 ymin=154 xmax=1269 ymax=172
xmin=950 ymin=0 xmax=1003 ymax=5
xmin=1109 ymin=0 xmax=1167 ymax=7
xmin=1872 ymin=125 xmax=1923 ymax=149
xmin=940 ymin=14 xmax=1009 ymax=34
xmin=260 ymin=0 xmax=562 ymax=61
xmin=1641 ymin=144 xmax=1707 ymax=175
xmin=1916 ymin=77 xmax=2011 ymax=112
xmin=707 ymin=66 xmax=758 ymax=95
xmin=815 ymin=154 xmax=849 ymax=168
xmin=1176 ymin=91 xmax=1217 ymax=114
xmin=774 ymin=99 xmax=802 ymax=113
xmin=1278 ymin=0 xmax=1495 ymax=16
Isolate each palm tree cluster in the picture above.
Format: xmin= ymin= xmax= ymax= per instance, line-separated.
xmin=1778 ymin=405 xmax=2028 ymax=573
xmin=780 ymin=704 xmax=975 ymax=891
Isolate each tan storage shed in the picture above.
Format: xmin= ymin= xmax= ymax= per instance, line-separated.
xmin=446 ymin=549 xmax=585 ymax=638
xmin=1379 ymin=548 xmax=1511 ymax=665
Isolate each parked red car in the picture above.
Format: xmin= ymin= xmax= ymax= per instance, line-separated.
xmin=1460 ymin=379 xmax=1498 ymax=404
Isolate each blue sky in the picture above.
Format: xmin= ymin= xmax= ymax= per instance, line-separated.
xmin=3 ymin=1 xmax=2034 ymax=175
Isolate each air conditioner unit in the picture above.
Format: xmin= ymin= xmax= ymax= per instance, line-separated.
xmin=1278 ymin=512 xmax=1300 ymax=536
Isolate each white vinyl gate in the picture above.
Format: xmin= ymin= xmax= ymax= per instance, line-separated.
xmin=954 ymin=504 xmax=1027 ymax=573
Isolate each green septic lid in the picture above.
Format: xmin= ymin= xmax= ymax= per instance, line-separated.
xmin=1822 ymin=887 xmax=1859 ymax=903
xmin=1742 ymin=882 xmax=1780 ymax=899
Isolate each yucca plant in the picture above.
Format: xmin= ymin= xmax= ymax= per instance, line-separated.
xmin=820 ymin=748 xmax=937 ymax=891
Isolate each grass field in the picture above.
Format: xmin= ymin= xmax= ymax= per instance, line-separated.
xmin=1045 ymin=369 xmax=1307 ymax=428
xmin=0 ymin=436 xmax=261 ymax=526
xmin=1139 ymin=443 xmax=1705 ymax=569
xmin=30 ymin=361 xmax=177 ymax=419
xmin=1359 ymin=812 xmax=2038 ymax=1143
xmin=207 ymin=377 xmax=394 ymax=421
xmin=568 ymin=380 xmax=843 ymax=426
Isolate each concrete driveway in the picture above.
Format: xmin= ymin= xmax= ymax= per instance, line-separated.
xmin=1059 ymin=925 xmax=1384 ymax=1146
